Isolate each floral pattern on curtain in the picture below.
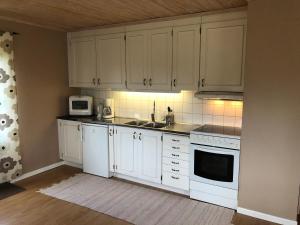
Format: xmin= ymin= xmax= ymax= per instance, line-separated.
xmin=0 ymin=32 xmax=22 ymax=183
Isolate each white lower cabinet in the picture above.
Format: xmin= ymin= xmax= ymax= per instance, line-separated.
xmin=114 ymin=126 xmax=162 ymax=184
xmin=57 ymin=119 xmax=83 ymax=165
xmin=162 ymin=133 xmax=190 ymax=191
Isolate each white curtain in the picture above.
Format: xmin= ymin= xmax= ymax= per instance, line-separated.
xmin=0 ymin=32 xmax=22 ymax=183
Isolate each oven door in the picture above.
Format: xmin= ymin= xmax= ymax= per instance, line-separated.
xmin=190 ymin=144 xmax=240 ymax=190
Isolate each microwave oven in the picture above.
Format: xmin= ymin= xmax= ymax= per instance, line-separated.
xmin=69 ymin=96 xmax=93 ymax=116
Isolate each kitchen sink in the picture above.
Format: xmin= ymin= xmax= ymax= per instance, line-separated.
xmin=143 ymin=122 xmax=167 ymax=129
xmin=125 ymin=120 xmax=148 ymax=126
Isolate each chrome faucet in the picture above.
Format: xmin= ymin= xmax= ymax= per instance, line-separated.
xmin=151 ymin=100 xmax=155 ymax=123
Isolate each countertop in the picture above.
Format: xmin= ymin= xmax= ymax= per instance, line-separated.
xmin=57 ymin=115 xmax=200 ymax=135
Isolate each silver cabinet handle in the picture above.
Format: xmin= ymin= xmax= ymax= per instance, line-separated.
xmin=171 ymin=168 xmax=179 ymax=172
xmin=173 ymin=79 xmax=176 ymax=87
xmin=92 ymin=78 xmax=96 ymax=85
xmin=139 ymin=133 xmax=142 ymax=141
xmin=143 ymin=78 xmax=147 ymax=86
xmin=171 ymin=161 xmax=179 ymax=165
xmin=149 ymin=78 xmax=152 ymax=87
xmin=133 ymin=132 xmax=137 ymax=139
xmin=201 ymin=78 xmax=205 ymax=87
xmin=77 ymin=124 xmax=80 ymax=131
xmin=171 ymin=153 xmax=179 ymax=157
xmin=109 ymin=129 xmax=113 ymax=136
xmin=172 ymin=139 xmax=180 ymax=142
xmin=171 ymin=176 xmax=179 ymax=180
xmin=172 ymin=146 xmax=180 ymax=150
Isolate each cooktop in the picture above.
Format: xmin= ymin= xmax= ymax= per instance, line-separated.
xmin=192 ymin=124 xmax=241 ymax=137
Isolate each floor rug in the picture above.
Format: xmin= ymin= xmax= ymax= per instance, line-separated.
xmin=39 ymin=173 xmax=234 ymax=225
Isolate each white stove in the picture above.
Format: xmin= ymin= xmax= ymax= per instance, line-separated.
xmin=189 ymin=124 xmax=241 ymax=209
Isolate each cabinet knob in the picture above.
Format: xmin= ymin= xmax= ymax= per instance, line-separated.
xmin=201 ymin=78 xmax=205 ymax=87
xmin=133 ymin=132 xmax=137 ymax=139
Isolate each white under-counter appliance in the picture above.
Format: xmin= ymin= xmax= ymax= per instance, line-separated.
xmin=82 ymin=123 xmax=110 ymax=178
xmin=69 ymin=96 xmax=93 ymax=116
xmin=190 ymin=125 xmax=241 ymax=209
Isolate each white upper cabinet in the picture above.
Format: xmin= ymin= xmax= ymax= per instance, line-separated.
xmin=57 ymin=120 xmax=83 ymax=164
xmin=96 ymin=33 xmax=126 ymax=89
xmin=148 ymin=28 xmax=172 ymax=91
xmin=68 ymin=36 xmax=96 ymax=87
xmin=126 ymin=28 xmax=172 ymax=91
xmin=199 ymin=19 xmax=247 ymax=92
xmin=126 ymin=31 xmax=148 ymax=90
xmin=137 ymin=130 xmax=162 ymax=183
xmin=172 ymin=24 xmax=200 ymax=91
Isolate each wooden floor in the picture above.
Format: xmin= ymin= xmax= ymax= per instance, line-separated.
xmin=0 ymin=165 xmax=279 ymax=225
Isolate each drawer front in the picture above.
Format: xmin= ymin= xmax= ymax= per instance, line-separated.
xmin=164 ymin=134 xmax=189 ymax=146
xmin=163 ymin=149 xmax=189 ymax=161
xmin=162 ymin=171 xmax=189 ymax=190
xmin=163 ymin=157 xmax=189 ymax=169
xmin=163 ymin=143 xmax=189 ymax=154
xmin=163 ymin=164 xmax=189 ymax=176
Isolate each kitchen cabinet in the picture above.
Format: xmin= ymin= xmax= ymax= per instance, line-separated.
xmin=126 ymin=28 xmax=172 ymax=91
xmin=114 ymin=126 xmax=138 ymax=177
xmin=68 ymin=32 xmax=126 ymax=89
xmin=199 ymin=19 xmax=247 ymax=92
xmin=57 ymin=120 xmax=83 ymax=164
xmin=108 ymin=125 xmax=115 ymax=173
xmin=96 ymin=33 xmax=126 ymax=89
xmin=68 ymin=36 xmax=96 ymax=88
xmin=172 ymin=24 xmax=200 ymax=91
xmin=114 ymin=126 xmax=162 ymax=184
xmin=137 ymin=129 xmax=162 ymax=183
xmin=162 ymin=133 xmax=190 ymax=191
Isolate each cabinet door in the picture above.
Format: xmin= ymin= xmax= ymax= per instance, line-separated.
xmin=126 ymin=31 xmax=148 ymax=90
xmin=108 ymin=126 xmax=115 ymax=173
xmin=68 ymin=36 xmax=96 ymax=87
xmin=172 ymin=25 xmax=200 ymax=91
xmin=148 ymin=28 xmax=172 ymax=91
xmin=137 ymin=130 xmax=162 ymax=183
xmin=59 ymin=120 xmax=83 ymax=164
xmin=114 ymin=126 xmax=139 ymax=177
xmin=96 ymin=33 xmax=126 ymax=89
xmin=200 ymin=20 xmax=246 ymax=92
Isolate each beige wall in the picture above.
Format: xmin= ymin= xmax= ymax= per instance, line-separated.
xmin=0 ymin=20 xmax=78 ymax=173
xmin=239 ymin=0 xmax=300 ymax=221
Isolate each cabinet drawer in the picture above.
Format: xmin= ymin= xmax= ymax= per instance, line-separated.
xmin=163 ymin=157 xmax=189 ymax=169
xmin=162 ymin=171 xmax=189 ymax=191
xmin=163 ymin=144 xmax=189 ymax=154
xmin=163 ymin=164 xmax=189 ymax=176
xmin=163 ymin=149 xmax=189 ymax=161
xmin=163 ymin=134 xmax=189 ymax=146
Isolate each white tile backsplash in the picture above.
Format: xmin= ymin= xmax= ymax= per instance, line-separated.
xmin=81 ymin=89 xmax=243 ymax=127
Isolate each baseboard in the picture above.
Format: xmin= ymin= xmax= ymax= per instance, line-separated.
xmin=11 ymin=161 xmax=65 ymax=183
xmin=63 ymin=161 xmax=83 ymax=169
xmin=237 ymin=207 xmax=297 ymax=225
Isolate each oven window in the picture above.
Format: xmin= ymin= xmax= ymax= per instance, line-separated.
xmin=194 ymin=150 xmax=234 ymax=182
xmin=72 ymin=101 xmax=88 ymax=110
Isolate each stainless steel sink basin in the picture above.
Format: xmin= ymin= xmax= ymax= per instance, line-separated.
xmin=125 ymin=120 xmax=148 ymax=126
xmin=143 ymin=122 xmax=167 ymax=129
